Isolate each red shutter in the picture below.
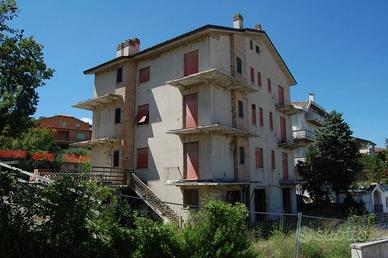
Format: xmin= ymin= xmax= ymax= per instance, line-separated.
xmin=137 ymin=148 xmax=148 ymax=168
xmin=252 ymin=104 xmax=256 ymax=125
xmin=278 ymin=85 xmax=285 ymax=105
xmin=184 ymin=94 xmax=198 ymax=128
xmin=185 ymin=142 xmax=199 ymax=180
xmin=269 ymin=112 xmax=273 ymax=130
xmin=256 ymin=148 xmax=263 ymax=168
xmin=135 ymin=104 xmax=149 ymax=124
xmin=280 ymin=117 xmax=287 ymax=142
xmin=267 ymin=78 xmax=272 ymax=93
xmin=250 ymin=67 xmax=255 ymax=83
xmin=259 ymin=107 xmax=264 ymax=127
xmin=271 ymin=150 xmax=275 ymax=170
xmin=282 ymin=152 xmax=288 ymax=179
xmin=184 ymin=50 xmax=198 ymax=76
xmin=139 ymin=67 xmax=150 ymax=83
xmin=257 ymin=71 xmax=262 ymax=87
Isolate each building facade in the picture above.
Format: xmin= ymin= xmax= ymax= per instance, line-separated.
xmin=74 ymin=14 xmax=298 ymax=220
xmin=39 ymin=115 xmax=92 ymax=148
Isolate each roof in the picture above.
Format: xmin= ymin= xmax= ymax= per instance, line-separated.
xmin=291 ymin=101 xmax=309 ymax=109
xmin=353 ymin=137 xmax=376 ymax=146
xmin=39 ymin=115 xmax=91 ymax=127
xmin=83 ymin=24 xmax=297 ymax=85
xmin=291 ymin=100 xmax=327 ymax=114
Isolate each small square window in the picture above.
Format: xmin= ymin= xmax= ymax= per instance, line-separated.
xmin=114 ymin=108 xmax=121 ymax=124
xmin=239 ymin=146 xmax=245 ymax=164
xmin=238 ymin=100 xmax=244 ymax=118
xmin=113 ymin=150 xmax=120 ymax=167
xmin=116 ymin=67 xmax=123 ymax=83
xmin=139 ymin=66 xmax=150 ymax=83
xmin=236 ymin=57 xmax=242 ymax=74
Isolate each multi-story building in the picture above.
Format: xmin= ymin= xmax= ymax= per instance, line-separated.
xmin=39 ymin=115 xmax=92 ymax=148
xmin=73 ymin=14 xmax=298 ymax=221
xmin=290 ymin=93 xmax=327 ymax=167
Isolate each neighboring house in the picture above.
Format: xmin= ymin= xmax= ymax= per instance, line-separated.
xmin=354 ymin=137 xmax=376 ymax=155
xmin=73 ymin=14 xmax=299 ymax=221
xmin=350 ymin=184 xmax=388 ymax=214
xmin=39 ymin=115 xmax=92 ymax=148
xmin=290 ymin=93 xmax=327 ymax=168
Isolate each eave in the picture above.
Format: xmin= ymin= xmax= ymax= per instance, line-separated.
xmin=72 ymin=94 xmax=123 ymax=110
xmin=167 ymin=124 xmax=258 ymax=137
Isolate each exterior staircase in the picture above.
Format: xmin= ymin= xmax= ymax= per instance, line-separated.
xmin=129 ymin=172 xmax=179 ymax=224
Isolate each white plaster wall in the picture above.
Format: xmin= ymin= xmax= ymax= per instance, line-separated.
xmin=92 ymin=105 xmax=122 ymax=139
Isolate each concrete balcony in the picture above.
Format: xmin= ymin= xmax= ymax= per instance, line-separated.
xmin=292 ymin=129 xmax=314 ymax=143
xmin=305 ymin=111 xmax=325 ymax=126
xmin=168 ymin=124 xmax=258 ymax=137
xmin=278 ymin=139 xmax=300 ymax=150
xmin=166 ymin=69 xmax=258 ymax=93
xmin=73 ymin=94 xmax=123 ymax=111
xmin=276 ymin=104 xmax=297 ymax=114
xmin=71 ymin=137 xmax=120 ymax=147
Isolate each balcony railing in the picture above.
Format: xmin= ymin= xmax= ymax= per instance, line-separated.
xmin=305 ymin=112 xmax=325 ymax=126
xmin=292 ymin=129 xmax=315 ymax=141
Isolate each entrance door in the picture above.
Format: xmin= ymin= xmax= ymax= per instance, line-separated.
xmin=184 ymin=142 xmax=199 ymax=180
xmin=255 ymin=189 xmax=266 ymax=212
xmin=282 ymin=188 xmax=291 ymax=213
xmin=184 ymin=94 xmax=198 ymax=128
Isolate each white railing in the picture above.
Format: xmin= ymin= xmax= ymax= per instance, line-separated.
xmin=305 ymin=112 xmax=325 ymax=125
xmin=292 ymin=129 xmax=314 ymax=140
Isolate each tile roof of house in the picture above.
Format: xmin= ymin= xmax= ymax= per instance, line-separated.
xmin=291 ymin=101 xmax=309 ymax=109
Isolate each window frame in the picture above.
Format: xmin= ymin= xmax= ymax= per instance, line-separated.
xmin=267 ymin=78 xmax=272 ymax=93
xmin=135 ymin=104 xmax=150 ymax=125
xmin=139 ymin=66 xmax=150 ymax=83
xmin=255 ymin=147 xmax=263 ymax=168
xmin=238 ymin=100 xmax=244 ymax=118
xmin=259 ymin=107 xmax=264 ymax=127
xmin=239 ymin=146 xmax=245 ymax=164
xmin=250 ymin=67 xmax=255 ymax=83
xmin=252 ymin=104 xmax=256 ymax=125
xmin=236 ymin=57 xmax=242 ymax=74
xmin=116 ymin=67 xmax=123 ymax=83
xmin=184 ymin=50 xmax=199 ymax=77
xmin=113 ymin=150 xmax=120 ymax=167
xmin=257 ymin=71 xmax=262 ymax=87
xmin=114 ymin=108 xmax=121 ymax=124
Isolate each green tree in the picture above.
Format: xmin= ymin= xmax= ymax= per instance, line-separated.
xmin=299 ymin=111 xmax=362 ymax=204
xmin=14 ymin=127 xmax=55 ymax=152
xmin=359 ymin=154 xmax=386 ymax=184
xmin=0 ymin=0 xmax=53 ymax=137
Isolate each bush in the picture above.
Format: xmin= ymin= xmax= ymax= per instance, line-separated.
xmin=182 ymin=200 xmax=256 ymax=258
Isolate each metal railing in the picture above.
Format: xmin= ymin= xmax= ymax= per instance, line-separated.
xmin=305 ymin=112 xmax=325 ymax=125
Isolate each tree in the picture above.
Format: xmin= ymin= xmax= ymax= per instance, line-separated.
xmin=359 ymin=154 xmax=386 ymax=184
xmin=0 ymin=0 xmax=53 ymax=137
xmin=299 ymin=111 xmax=362 ymax=204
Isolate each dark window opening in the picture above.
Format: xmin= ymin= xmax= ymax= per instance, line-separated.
xmin=238 ymin=100 xmax=244 ymax=118
xmin=135 ymin=104 xmax=149 ymax=125
xmin=250 ymin=40 xmax=253 ymax=50
xmin=227 ymin=191 xmax=241 ymax=203
xmin=183 ymin=189 xmax=199 ymax=208
xmin=282 ymin=188 xmax=291 ymax=213
xmin=239 ymin=146 xmax=245 ymax=164
xmin=113 ymin=150 xmax=119 ymax=167
xmin=236 ymin=57 xmax=242 ymax=74
xmin=114 ymin=108 xmax=121 ymax=124
xmin=116 ymin=67 xmax=123 ymax=83
xmin=256 ymin=45 xmax=260 ymax=54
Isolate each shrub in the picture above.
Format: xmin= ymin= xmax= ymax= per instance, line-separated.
xmin=182 ymin=200 xmax=256 ymax=258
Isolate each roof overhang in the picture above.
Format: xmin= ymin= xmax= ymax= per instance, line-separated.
xmin=72 ymin=94 xmax=123 ymax=110
xmin=166 ymin=69 xmax=257 ymax=93
xmin=71 ymin=137 xmax=120 ymax=147
xmin=84 ymin=56 xmax=130 ymax=75
xmin=168 ymin=124 xmax=258 ymax=137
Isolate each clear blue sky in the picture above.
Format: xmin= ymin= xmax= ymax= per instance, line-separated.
xmin=12 ymin=0 xmax=388 ymax=146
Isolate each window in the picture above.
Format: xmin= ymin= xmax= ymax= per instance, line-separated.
xmin=238 ymin=100 xmax=244 ymax=117
xmin=114 ymin=108 xmax=121 ymax=124
xmin=280 ymin=116 xmax=287 ymax=142
xmin=139 ymin=66 xmax=150 ymax=83
xmin=113 ymin=150 xmax=120 ymax=167
xmin=269 ymin=112 xmax=273 ymax=130
xmin=60 ymin=121 xmax=67 ymax=128
xmin=76 ymin=133 xmax=85 ymax=140
xmin=257 ymin=71 xmax=262 ymax=87
xmin=282 ymin=188 xmax=291 ymax=213
xmin=255 ymin=147 xmax=263 ymax=168
xmin=259 ymin=107 xmax=264 ymax=127
xmin=250 ymin=40 xmax=253 ymax=50
xmin=267 ymin=78 xmax=272 ymax=93
xmin=137 ymin=148 xmax=148 ymax=168
xmin=184 ymin=50 xmax=198 ymax=76
xmin=239 ymin=147 xmax=245 ymax=164
xmin=282 ymin=152 xmax=288 ymax=179
xmin=250 ymin=67 xmax=255 ymax=83
xmin=256 ymin=45 xmax=260 ymax=54
xmin=183 ymin=189 xmax=199 ymax=208
xmin=252 ymin=104 xmax=256 ymax=125
xmin=227 ymin=191 xmax=241 ymax=203
xmin=75 ymin=123 xmax=80 ymax=129
xmin=236 ymin=57 xmax=242 ymax=74
xmin=271 ymin=150 xmax=276 ymax=170
xmin=116 ymin=67 xmax=123 ymax=83
xmin=135 ymin=104 xmax=149 ymax=124
xmin=278 ymin=85 xmax=285 ymax=105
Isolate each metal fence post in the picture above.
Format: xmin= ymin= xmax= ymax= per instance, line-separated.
xmin=294 ymin=212 xmax=302 ymax=258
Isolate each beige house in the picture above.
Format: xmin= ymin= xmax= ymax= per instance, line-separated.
xmin=73 ymin=14 xmax=299 ymax=222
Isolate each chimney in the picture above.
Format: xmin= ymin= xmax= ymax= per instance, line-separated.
xmin=308 ymin=93 xmax=315 ymax=102
xmin=254 ymin=23 xmax=262 ymax=30
xmin=116 ymin=38 xmax=140 ymax=57
xmin=233 ymin=13 xmax=243 ymax=29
